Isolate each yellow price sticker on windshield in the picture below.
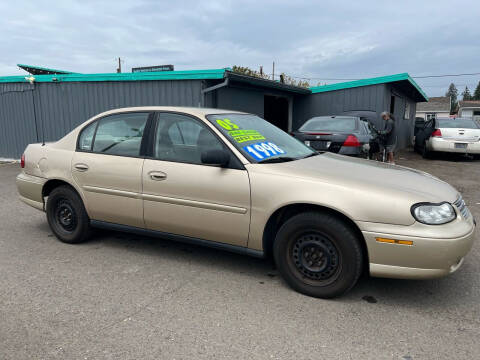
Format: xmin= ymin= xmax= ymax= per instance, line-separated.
xmin=216 ymin=118 xmax=240 ymax=131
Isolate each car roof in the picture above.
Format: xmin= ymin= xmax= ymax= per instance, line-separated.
xmin=307 ymin=115 xmax=359 ymax=121
xmin=436 ymin=117 xmax=473 ymax=121
xmin=91 ymin=106 xmax=248 ymax=119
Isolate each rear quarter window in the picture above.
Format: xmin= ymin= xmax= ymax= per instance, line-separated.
xmin=78 ymin=121 xmax=97 ymax=151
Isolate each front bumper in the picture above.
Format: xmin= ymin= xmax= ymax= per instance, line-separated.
xmin=359 ymin=216 xmax=476 ymax=279
xmin=428 ymin=137 xmax=480 ymax=154
xmin=16 ymin=172 xmax=46 ymax=211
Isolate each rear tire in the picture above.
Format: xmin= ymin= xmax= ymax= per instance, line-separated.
xmin=46 ymin=186 xmax=92 ymax=244
xmin=273 ymin=212 xmax=363 ymax=298
xmin=422 ymin=142 xmax=431 ymax=159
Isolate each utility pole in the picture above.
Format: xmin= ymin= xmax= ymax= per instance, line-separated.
xmin=260 ymin=66 xmax=263 ymax=77
xmin=272 ymin=61 xmax=275 ymax=81
xmin=116 ymin=57 xmax=122 ymax=73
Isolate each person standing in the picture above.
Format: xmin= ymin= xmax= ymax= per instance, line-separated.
xmin=378 ymin=111 xmax=396 ymax=164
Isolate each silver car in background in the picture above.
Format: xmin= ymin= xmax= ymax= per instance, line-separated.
xmin=415 ymin=117 xmax=480 ymax=158
xmin=292 ymin=116 xmax=372 ymax=157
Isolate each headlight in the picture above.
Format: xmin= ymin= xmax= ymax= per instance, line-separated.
xmin=411 ymin=202 xmax=456 ymax=225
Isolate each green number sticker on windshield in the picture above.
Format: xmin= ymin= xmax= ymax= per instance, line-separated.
xmin=216 ymin=118 xmax=239 ymax=131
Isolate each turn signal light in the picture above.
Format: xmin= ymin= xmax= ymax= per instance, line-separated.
xmin=376 ymin=237 xmax=413 ymax=246
xmin=343 ymin=135 xmax=360 ymax=147
xmin=21 ymin=154 xmax=25 ymax=168
xmin=432 ymin=129 xmax=442 ymax=137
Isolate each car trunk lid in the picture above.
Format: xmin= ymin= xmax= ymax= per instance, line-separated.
xmin=299 ymin=132 xmax=359 ymax=152
xmin=438 ymin=128 xmax=480 ymax=142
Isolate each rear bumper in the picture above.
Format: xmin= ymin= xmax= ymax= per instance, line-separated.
xmin=338 ymin=146 xmax=366 ymax=156
xmin=429 ymin=138 xmax=480 ymax=154
xmin=16 ymin=173 xmax=46 ymax=211
xmin=360 ymin=218 xmax=476 ymax=279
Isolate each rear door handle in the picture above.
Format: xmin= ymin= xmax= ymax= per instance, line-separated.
xmin=74 ymin=163 xmax=89 ymax=172
xmin=149 ymin=171 xmax=167 ymax=181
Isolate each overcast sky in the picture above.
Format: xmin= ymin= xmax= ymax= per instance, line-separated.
xmin=1 ymin=0 xmax=479 ymax=97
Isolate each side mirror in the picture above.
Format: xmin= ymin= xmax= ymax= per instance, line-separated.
xmin=201 ymin=149 xmax=230 ymax=167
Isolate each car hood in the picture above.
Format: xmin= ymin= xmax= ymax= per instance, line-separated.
xmin=249 ymin=153 xmax=458 ymax=204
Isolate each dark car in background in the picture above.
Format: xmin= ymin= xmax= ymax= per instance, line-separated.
xmin=292 ymin=115 xmax=372 ymax=157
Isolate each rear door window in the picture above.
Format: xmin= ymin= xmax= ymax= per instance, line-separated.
xmin=84 ymin=112 xmax=149 ymax=157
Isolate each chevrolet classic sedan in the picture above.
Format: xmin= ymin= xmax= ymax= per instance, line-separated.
xmin=17 ymin=107 xmax=476 ymax=298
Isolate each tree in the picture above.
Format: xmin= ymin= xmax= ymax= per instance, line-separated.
xmin=279 ymin=73 xmax=311 ymax=88
xmin=474 ymin=81 xmax=480 ymax=100
xmin=232 ymin=65 xmax=312 ymax=88
xmin=231 ymin=65 xmax=270 ymax=80
xmin=462 ymin=86 xmax=473 ymax=100
xmin=445 ymin=83 xmax=458 ymax=114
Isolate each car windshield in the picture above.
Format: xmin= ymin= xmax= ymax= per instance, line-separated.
xmin=300 ymin=116 xmax=357 ymax=132
xmin=206 ymin=113 xmax=316 ymax=163
xmin=437 ymin=118 xmax=479 ymax=129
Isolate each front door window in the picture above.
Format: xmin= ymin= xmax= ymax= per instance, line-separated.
xmin=154 ymin=113 xmax=225 ymax=165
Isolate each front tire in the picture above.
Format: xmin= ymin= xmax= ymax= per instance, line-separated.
xmin=273 ymin=212 xmax=363 ymax=298
xmin=46 ymin=185 xmax=92 ymax=244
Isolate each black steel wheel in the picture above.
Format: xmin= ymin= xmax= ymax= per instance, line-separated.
xmin=46 ymin=185 xmax=92 ymax=244
xmin=274 ymin=212 xmax=363 ymax=298
xmin=290 ymin=233 xmax=341 ymax=286
xmin=54 ymin=199 xmax=77 ymax=232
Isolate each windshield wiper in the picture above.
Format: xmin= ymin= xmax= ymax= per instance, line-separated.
xmin=258 ymin=156 xmax=297 ymax=164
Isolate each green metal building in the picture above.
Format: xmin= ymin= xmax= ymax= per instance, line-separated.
xmin=0 ymin=65 xmax=427 ymax=158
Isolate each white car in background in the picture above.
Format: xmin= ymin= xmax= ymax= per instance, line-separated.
xmin=415 ymin=117 xmax=480 ymax=158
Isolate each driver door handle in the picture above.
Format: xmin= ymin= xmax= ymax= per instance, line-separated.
xmin=149 ymin=171 xmax=167 ymax=181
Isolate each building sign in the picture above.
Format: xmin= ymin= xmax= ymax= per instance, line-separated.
xmin=132 ymin=65 xmax=174 ymax=73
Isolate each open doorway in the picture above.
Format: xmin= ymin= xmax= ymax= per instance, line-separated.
xmin=264 ymin=95 xmax=289 ymax=132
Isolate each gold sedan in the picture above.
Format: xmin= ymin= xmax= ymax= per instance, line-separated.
xmin=17 ymin=107 xmax=476 ymax=298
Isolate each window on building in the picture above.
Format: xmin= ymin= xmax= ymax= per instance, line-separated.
xmin=404 ymin=102 xmax=410 ymax=119
xmin=390 ymin=96 xmax=395 ymax=114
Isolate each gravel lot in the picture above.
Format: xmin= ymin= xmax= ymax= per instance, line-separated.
xmin=1 ymin=150 xmax=479 ymax=360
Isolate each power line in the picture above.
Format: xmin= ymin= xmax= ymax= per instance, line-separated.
xmin=412 ymin=72 xmax=480 ymax=79
xmin=281 ymin=72 xmax=480 ymax=81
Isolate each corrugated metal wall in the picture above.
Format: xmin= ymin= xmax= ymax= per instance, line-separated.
xmin=0 ymin=83 xmax=39 ymax=159
xmin=293 ymin=83 xmax=416 ymax=149
xmin=385 ymin=84 xmax=417 ymax=149
xmin=0 ymin=80 xmax=203 ymax=158
xmin=293 ymin=84 xmax=388 ymax=128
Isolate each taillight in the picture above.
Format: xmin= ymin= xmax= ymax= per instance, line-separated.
xmin=21 ymin=154 xmax=25 ymax=168
xmin=432 ymin=129 xmax=442 ymax=137
xmin=343 ymin=135 xmax=360 ymax=147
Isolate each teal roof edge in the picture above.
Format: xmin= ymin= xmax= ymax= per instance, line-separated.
xmin=310 ymin=73 xmax=428 ymax=101
xmin=0 ymin=68 xmax=227 ymax=83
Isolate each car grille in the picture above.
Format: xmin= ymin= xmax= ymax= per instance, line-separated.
xmin=453 ymin=195 xmax=470 ymax=219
